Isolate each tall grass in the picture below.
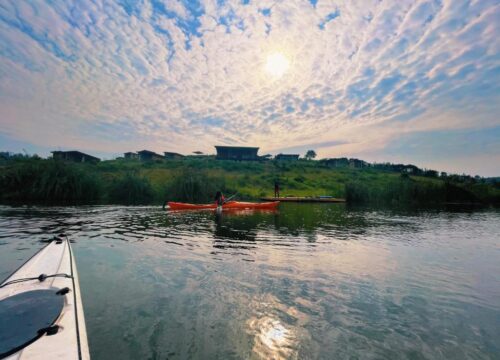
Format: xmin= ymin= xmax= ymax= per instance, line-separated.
xmin=0 ymin=160 xmax=102 ymax=203
xmin=107 ymin=173 xmax=155 ymax=204
xmin=345 ymin=176 xmax=483 ymax=205
xmin=1 ymin=158 xmax=498 ymax=205
xmin=163 ymin=169 xmax=233 ymax=203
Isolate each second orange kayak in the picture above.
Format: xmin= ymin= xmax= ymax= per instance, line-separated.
xmin=168 ymin=201 xmax=280 ymax=210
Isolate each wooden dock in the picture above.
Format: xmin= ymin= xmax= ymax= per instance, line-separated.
xmin=261 ymin=197 xmax=346 ymax=203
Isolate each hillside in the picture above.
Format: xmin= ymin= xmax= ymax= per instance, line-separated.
xmin=0 ymin=157 xmax=498 ymax=205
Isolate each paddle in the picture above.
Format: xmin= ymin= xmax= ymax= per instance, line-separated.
xmin=223 ymin=192 xmax=238 ymax=204
xmin=217 ymin=192 xmax=238 ymax=210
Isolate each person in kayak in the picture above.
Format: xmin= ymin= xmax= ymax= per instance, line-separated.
xmin=214 ymin=191 xmax=225 ymax=206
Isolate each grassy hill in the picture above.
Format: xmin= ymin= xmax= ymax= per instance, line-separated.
xmin=1 ymin=156 xmax=499 ymax=205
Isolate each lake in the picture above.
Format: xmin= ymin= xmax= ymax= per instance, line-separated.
xmin=0 ymin=204 xmax=499 ymax=359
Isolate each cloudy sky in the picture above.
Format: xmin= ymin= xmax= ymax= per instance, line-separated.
xmin=0 ymin=0 xmax=499 ymax=175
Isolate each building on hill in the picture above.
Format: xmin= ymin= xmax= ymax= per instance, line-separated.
xmin=124 ymin=152 xmax=139 ymax=160
xmin=215 ymin=146 xmax=259 ymax=160
xmin=188 ymin=154 xmax=215 ymax=159
xmin=137 ymin=150 xmax=164 ymax=161
xmin=373 ymin=163 xmax=423 ymax=175
xmin=275 ymin=153 xmax=299 ymax=161
xmin=164 ymin=152 xmax=184 ymax=159
xmin=189 ymin=151 xmax=210 ymax=158
xmin=52 ymin=151 xmax=100 ymax=163
xmin=349 ymin=159 xmax=368 ymax=168
xmin=403 ymin=165 xmax=420 ymax=174
xmin=320 ymin=157 xmax=368 ymax=168
xmin=320 ymin=158 xmax=350 ymax=167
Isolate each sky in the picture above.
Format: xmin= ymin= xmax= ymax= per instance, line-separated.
xmin=0 ymin=0 xmax=499 ymax=176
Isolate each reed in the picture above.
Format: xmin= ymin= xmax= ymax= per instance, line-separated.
xmin=344 ymin=176 xmax=483 ymax=205
xmin=107 ymin=172 xmax=154 ymax=204
xmin=1 ymin=157 xmax=498 ymax=205
xmin=163 ymin=169 xmax=232 ymax=203
xmin=0 ymin=159 xmax=102 ymax=203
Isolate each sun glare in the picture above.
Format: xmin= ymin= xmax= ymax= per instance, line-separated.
xmin=265 ymin=52 xmax=290 ymax=78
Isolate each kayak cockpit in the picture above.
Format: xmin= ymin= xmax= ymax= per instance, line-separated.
xmin=0 ymin=289 xmax=65 ymax=358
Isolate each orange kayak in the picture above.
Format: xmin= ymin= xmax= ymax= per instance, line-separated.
xmin=168 ymin=201 xmax=280 ymax=210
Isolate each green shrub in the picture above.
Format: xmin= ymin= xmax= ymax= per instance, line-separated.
xmin=345 ymin=182 xmax=370 ymax=203
xmin=294 ymin=175 xmax=306 ymax=183
xmin=163 ymin=169 xmax=234 ymax=203
xmin=345 ymin=178 xmax=447 ymax=205
xmin=1 ymin=157 xmax=497 ymax=205
xmin=107 ymin=172 xmax=155 ymax=204
xmin=0 ymin=160 xmax=102 ymax=203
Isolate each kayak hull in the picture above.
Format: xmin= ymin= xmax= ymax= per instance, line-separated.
xmin=0 ymin=238 xmax=90 ymax=360
xmin=168 ymin=201 xmax=280 ymax=211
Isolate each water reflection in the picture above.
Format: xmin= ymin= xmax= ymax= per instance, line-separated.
xmin=248 ymin=316 xmax=297 ymax=360
xmin=245 ymin=293 xmax=309 ymax=360
xmin=0 ymin=205 xmax=499 ymax=360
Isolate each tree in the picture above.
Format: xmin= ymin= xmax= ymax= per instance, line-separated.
xmin=305 ymin=150 xmax=317 ymax=160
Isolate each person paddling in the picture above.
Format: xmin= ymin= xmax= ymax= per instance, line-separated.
xmin=214 ymin=191 xmax=225 ymax=207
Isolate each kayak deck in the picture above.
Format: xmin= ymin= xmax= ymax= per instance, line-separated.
xmin=168 ymin=201 xmax=280 ymax=211
xmin=0 ymin=237 xmax=90 ymax=360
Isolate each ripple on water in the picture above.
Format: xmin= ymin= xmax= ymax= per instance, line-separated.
xmin=0 ymin=205 xmax=499 ymax=359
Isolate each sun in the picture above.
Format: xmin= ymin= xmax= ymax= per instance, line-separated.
xmin=264 ymin=52 xmax=290 ymax=78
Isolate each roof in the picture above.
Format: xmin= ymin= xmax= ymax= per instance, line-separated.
xmin=137 ymin=150 xmax=162 ymax=155
xmin=51 ymin=150 xmax=100 ymax=161
xmin=164 ymin=152 xmax=184 ymax=156
xmin=214 ymin=146 xmax=259 ymax=150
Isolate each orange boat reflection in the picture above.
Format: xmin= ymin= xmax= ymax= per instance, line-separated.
xmin=168 ymin=201 xmax=280 ymax=211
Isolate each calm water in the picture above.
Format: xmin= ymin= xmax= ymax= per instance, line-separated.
xmin=0 ymin=204 xmax=499 ymax=359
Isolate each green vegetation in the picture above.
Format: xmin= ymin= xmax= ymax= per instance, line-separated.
xmin=0 ymin=159 xmax=102 ymax=203
xmin=162 ymin=169 xmax=233 ymax=203
xmin=0 ymin=156 xmax=498 ymax=205
xmin=108 ymin=173 xmax=154 ymax=204
xmin=347 ymin=176 xmax=444 ymax=205
xmin=305 ymin=150 xmax=317 ymax=160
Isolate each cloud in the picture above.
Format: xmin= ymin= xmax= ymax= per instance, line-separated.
xmin=0 ymin=0 xmax=499 ymax=174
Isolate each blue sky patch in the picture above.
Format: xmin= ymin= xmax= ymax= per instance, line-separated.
xmin=319 ymin=9 xmax=340 ymax=30
xmin=259 ymin=8 xmax=271 ymax=17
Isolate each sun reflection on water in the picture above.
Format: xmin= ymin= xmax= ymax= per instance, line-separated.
xmin=247 ymin=316 xmax=298 ymax=360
